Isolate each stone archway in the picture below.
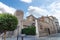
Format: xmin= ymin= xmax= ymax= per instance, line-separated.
xmin=45 ymin=28 xmax=50 ymax=35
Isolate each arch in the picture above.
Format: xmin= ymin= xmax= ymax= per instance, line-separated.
xmin=47 ymin=28 xmax=50 ymax=35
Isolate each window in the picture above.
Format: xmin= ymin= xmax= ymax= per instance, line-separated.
xmin=23 ymin=25 xmax=27 ymax=27
xmin=33 ymin=19 xmax=35 ymax=21
xmin=32 ymin=23 xmax=35 ymax=26
xmin=40 ymin=25 xmax=43 ymax=29
xmin=55 ymin=22 xmax=58 ymax=23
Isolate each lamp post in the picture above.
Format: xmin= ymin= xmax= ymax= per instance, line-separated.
xmin=17 ymin=35 xmax=19 ymax=40
xmin=17 ymin=26 xmax=19 ymax=40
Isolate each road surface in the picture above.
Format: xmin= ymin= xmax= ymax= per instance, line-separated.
xmin=1 ymin=33 xmax=60 ymax=40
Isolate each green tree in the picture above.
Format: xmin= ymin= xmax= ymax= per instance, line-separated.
xmin=21 ymin=25 xmax=36 ymax=35
xmin=0 ymin=13 xmax=18 ymax=40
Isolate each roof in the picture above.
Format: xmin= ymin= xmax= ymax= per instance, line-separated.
xmin=26 ymin=14 xmax=36 ymax=19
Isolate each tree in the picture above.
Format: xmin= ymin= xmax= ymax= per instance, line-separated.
xmin=21 ymin=25 xmax=36 ymax=35
xmin=0 ymin=13 xmax=18 ymax=40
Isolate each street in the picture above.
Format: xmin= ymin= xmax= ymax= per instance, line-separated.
xmin=48 ymin=33 xmax=60 ymax=37
xmin=1 ymin=33 xmax=60 ymax=40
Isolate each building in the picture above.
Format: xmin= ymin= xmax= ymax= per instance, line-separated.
xmin=23 ymin=15 xmax=59 ymax=37
xmin=6 ymin=10 xmax=59 ymax=37
xmin=14 ymin=10 xmax=24 ymax=36
xmin=37 ymin=16 xmax=59 ymax=36
xmin=23 ymin=15 xmax=36 ymax=28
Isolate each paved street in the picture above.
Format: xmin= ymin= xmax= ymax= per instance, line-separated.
xmin=1 ymin=33 xmax=60 ymax=40
xmin=48 ymin=33 xmax=60 ymax=37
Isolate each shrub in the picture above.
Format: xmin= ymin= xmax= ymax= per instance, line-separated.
xmin=21 ymin=25 xmax=36 ymax=35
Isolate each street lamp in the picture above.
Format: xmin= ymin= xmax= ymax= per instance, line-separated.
xmin=17 ymin=26 xmax=19 ymax=40
xmin=17 ymin=34 xmax=19 ymax=40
